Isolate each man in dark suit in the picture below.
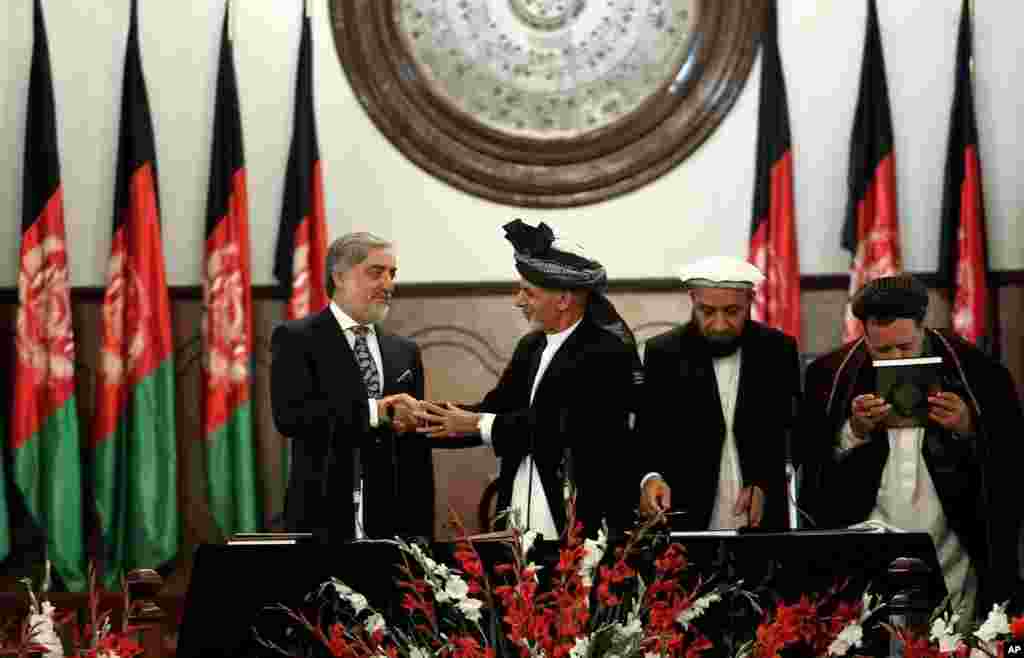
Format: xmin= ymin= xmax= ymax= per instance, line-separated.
xmin=270 ymin=232 xmax=432 ymax=543
xmin=637 ymin=257 xmax=801 ymax=531
xmin=416 ymin=220 xmax=640 ymax=539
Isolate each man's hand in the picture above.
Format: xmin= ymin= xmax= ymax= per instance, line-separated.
xmin=734 ymin=484 xmax=764 ymax=527
xmin=414 ymin=401 xmax=481 ymax=439
xmin=850 ymin=393 xmax=892 ymax=438
xmin=640 ymin=477 xmax=671 ymax=519
xmin=378 ymin=394 xmax=422 ymax=434
xmin=928 ymin=391 xmax=974 ymax=436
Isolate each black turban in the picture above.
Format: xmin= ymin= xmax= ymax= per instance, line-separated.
xmin=851 ymin=274 xmax=929 ymax=323
xmin=503 ymin=219 xmax=607 ymax=291
xmin=502 ymin=219 xmax=642 ymax=379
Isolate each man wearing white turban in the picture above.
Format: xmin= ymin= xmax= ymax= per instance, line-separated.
xmin=636 ymin=256 xmax=801 ymax=531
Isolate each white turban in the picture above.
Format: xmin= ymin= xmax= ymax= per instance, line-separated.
xmin=676 ymin=256 xmax=765 ymax=290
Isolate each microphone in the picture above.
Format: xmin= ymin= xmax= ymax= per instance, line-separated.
xmin=786 ymin=463 xmax=818 ymax=530
xmin=559 ymin=408 xmax=574 ymax=504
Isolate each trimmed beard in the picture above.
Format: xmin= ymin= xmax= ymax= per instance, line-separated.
xmin=699 ymin=328 xmax=746 ymax=358
xmin=366 ymin=302 xmax=390 ymax=324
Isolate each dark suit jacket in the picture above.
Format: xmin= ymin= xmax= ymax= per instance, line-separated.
xmin=469 ymin=313 xmax=636 ymax=537
xmin=270 ymin=307 xmax=433 ymax=543
xmin=636 ymin=321 xmax=801 ymax=531
xmin=796 ymin=328 xmax=1023 ymax=612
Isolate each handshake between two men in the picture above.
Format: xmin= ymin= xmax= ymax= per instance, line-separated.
xmin=375 ymin=394 xmax=479 ymax=439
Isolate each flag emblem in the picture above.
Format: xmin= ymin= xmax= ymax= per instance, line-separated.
xmin=16 ymin=235 xmax=74 ymax=388
xmin=203 ymin=243 xmax=249 ymax=385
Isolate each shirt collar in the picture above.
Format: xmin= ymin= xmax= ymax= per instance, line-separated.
xmin=329 ymin=300 xmax=376 ymax=335
xmin=544 ymin=317 xmax=582 ymax=352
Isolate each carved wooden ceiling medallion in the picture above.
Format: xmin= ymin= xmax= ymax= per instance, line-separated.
xmin=329 ymin=0 xmax=764 ymax=207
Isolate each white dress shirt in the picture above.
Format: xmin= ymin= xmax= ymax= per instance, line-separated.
xmin=478 ymin=319 xmax=582 ymax=539
xmin=838 ymin=422 xmax=976 ymax=618
xmin=707 ymin=348 xmax=747 ymax=530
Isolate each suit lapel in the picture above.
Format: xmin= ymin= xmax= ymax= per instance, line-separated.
xmin=679 ymin=329 xmax=727 ymax=437
xmin=377 ymin=330 xmax=400 ymax=395
xmin=732 ymin=346 xmax=750 ymax=440
xmin=522 ymin=332 xmax=547 ymax=404
xmin=531 ymin=323 xmax=583 ymax=404
xmin=312 ymin=309 xmax=364 ymax=397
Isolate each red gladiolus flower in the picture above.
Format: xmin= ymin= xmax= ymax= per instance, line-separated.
xmin=1011 ymin=616 xmax=1024 ymax=640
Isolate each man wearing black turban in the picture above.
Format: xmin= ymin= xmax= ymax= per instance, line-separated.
xmin=796 ymin=274 xmax=1022 ymax=619
xmin=417 ymin=220 xmax=640 ymax=539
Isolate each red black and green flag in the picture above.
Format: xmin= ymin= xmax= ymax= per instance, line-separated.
xmin=10 ymin=0 xmax=86 ymax=591
xmin=939 ymin=0 xmax=990 ymax=349
xmin=274 ymin=3 xmax=328 ymax=321
xmin=841 ymin=0 xmax=902 ymax=343
xmin=202 ymin=1 xmax=259 ymax=539
xmin=749 ymin=0 xmax=801 ymax=344
xmin=91 ymin=0 xmax=177 ymax=589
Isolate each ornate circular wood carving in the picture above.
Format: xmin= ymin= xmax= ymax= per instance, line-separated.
xmin=329 ymin=0 xmax=765 ymax=207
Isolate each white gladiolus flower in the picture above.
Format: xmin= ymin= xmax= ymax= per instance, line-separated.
xmin=28 ymin=600 xmax=64 ymax=658
xmin=520 ymin=530 xmax=539 ymax=557
xmin=676 ymin=592 xmax=721 ymax=630
xmin=444 ymin=576 xmax=470 ymax=601
xmin=365 ymin=613 xmax=386 ymax=635
xmin=409 ymin=647 xmax=431 ymax=658
xmin=616 ymin=618 xmax=643 ymax=638
xmin=331 ymin=580 xmax=369 ymax=613
xmin=930 ymin=613 xmax=963 ymax=653
xmin=580 ymin=529 xmax=607 ymax=587
xmin=458 ymin=597 xmax=484 ymax=622
xmin=828 ymin=623 xmax=863 ymax=656
xmin=974 ymin=603 xmax=1010 ymax=643
xmin=569 ymin=636 xmax=589 ymax=658
xmin=348 ymin=592 xmax=369 ymax=614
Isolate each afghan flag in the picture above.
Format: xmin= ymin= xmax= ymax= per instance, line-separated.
xmin=274 ymin=3 xmax=328 ymax=321
xmin=841 ymin=0 xmax=902 ymax=343
xmin=749 ymin=0 xmax=801 ymax=344
xmin=202 ymin=2 xmax=259 ymax=539
xmin=10 ymin=0 xmax=86 ymax=591
xmin=939 ymin=0 xmax=990 ymax=348
xmin=91 ymin=0 xmax=177 ymax=588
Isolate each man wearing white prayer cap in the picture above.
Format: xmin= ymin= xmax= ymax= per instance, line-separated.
xmin=417 ymin=219 xmax=640 ymax=539
xmin=635 ymin=256 xmax=801 ymax=531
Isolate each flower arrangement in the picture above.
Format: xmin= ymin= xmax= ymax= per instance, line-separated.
xmin=254 ymin=499 xmax=1024 ymax=658
xmin=0 ymin=566 xmax=143 ymax=658
xmin=6 ymin=507 xmax=1022 ymax=658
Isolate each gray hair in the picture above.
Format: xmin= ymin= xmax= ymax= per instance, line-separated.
xmin=325 ymin=232 xmax=393 ymax=297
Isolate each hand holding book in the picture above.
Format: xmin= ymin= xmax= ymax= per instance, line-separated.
xmin=927 ymin=390 xmax=974 ymax=436
xmin=850 ymin=393 xmax=892 ymax=438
